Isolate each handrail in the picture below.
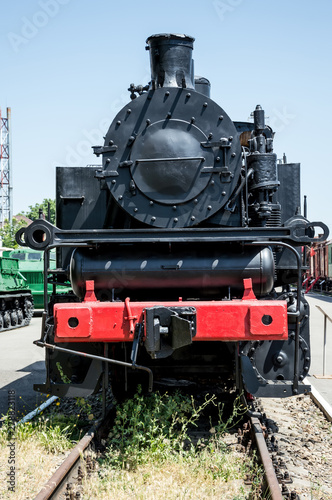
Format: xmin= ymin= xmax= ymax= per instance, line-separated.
xmin=315 ymin=305 xmax=332 ymax=377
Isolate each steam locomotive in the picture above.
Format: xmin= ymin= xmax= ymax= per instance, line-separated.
xmin=18 ymin=33 xmax=328 ymax=400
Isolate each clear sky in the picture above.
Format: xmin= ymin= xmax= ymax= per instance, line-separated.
xmin=1 ymin=0 xmax=331 ymax=236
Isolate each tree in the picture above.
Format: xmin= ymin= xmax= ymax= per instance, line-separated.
xmin=23 ymin=198 xmax=56 ymax=224
xmin=0 ymin=199 xmax=56 ymax=249
xmin=0 ymin=218 xmax=28 ymax=249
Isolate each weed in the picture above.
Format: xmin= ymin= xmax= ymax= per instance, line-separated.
xmin=56 ymin=361 xmax=71 ymax=383
xmin=104 ymin=386 xmax=246 ymax=472
xmin=0 ymin=410 xmax=85 ymax=454
xmin=75 ymin=396 xmax=94 ymax=420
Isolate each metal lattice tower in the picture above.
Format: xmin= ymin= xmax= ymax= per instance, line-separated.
xmin=0 ymin=107 xmax=13 ymax=225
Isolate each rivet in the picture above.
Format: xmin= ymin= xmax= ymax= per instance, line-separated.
xmin=210 ymin=180 xmax=215 ymax=186
xmin=173 ymin=205 xmax=177 ymax=210
xmin=194 ymin=199 xmax=198 ymax=204
xmin=134 ymin=208 xmax=138 ymax=212
xmin=222 ymin=191 xmax=226 ymax=196
xmin=191 ymin=117 xmax=195 ymax=123
xmin=230 ymin=173 xmax=234 ymax=178
xmin=191 ymin=216 xmax=196 ymax=221
xmin=109 ymin=140 xmax=114 ymax=145
xmin=117 ymin=120 xmax=121 ymax=126
xmin=167 ymin=112 xmax=172 ymax=118
xmin=151 ymin=216 xmax=156 ymax=222
xmin=127 ymin=109 xmax=132 ymax=114
xmin=207 ymin=205 xmax=212 ymax=210
xmin=174 ymin=218 xmax=178 ymax=223
xmin=149 ymin=201 xmax=154 ymax=206
xmin=146 ymin=119 xmax=151 ymax=126
xmin=231 ymin=152 xmax=236 ymax=157
xmin=186 ymin=93 xmax=191 ymax=98
xmin=203 ymin=102 xmax=208 ymax=107
xmin=106 ymin=158 xmax=111 ymax=163
xmin=111 ymin=179 xmax=116 ymax=184
xmin=118 ymin=195 xmax=123 ymax=200
xmin=165 ymin=91 xmax=170 ymax=96
xmin=229 ymin=136 xmax=233 ymax=141
xmin=208 ymin=133 xmax=213 ymax=139
xmin=219 ymin=115 xmax=224 ymax=120
xmin=216 ymin=157 xmax=220 ymax=162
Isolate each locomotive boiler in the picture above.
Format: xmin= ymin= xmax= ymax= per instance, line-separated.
xmin=18 ymin=33 xmax=329 ymax=400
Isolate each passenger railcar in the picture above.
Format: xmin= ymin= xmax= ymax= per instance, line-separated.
xmin=304 ymin=240 xmax=332 ymax=293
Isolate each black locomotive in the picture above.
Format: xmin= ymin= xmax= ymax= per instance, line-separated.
xmin=18 ymin=33 xmax=328 ymax=400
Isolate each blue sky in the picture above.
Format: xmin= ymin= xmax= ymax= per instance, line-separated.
xmin=1 ymin=0 xmax=331 ymax=235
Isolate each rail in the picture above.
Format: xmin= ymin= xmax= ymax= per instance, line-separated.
xmin=314 ymin=305 xmax=332 ymax=378
xmin=34 ymin=426 xmax=95 ymax=499
xmin=250 ymin=416 xmax=283 ymax=500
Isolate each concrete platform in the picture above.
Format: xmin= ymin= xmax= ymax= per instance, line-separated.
xmin=306 ymin=293 xmax=332 ymax=406
xmin=0 ymin=316 xmax=47 ymax=421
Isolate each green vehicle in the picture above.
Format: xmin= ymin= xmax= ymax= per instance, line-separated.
xmin=0 ymin=255 xmax=33 ymax=330
xmin=4 ymin=248 xmax=69 ymax=310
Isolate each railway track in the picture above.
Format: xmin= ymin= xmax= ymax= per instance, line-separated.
xmin=33 ymin=407 xmax=114 ymax=500
xmin=30 ymin=387 xmax=332 ymax=499
xmin=250 ymin=392 xmax=332 ymax=499
xmin=239 ymin=410 xmax=299 ymax=500
xmin=34 ymin=429 xmax=95 ymax=500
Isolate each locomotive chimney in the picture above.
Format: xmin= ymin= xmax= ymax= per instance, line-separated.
xmin=146 ymin=33 xmax=195 ymax=89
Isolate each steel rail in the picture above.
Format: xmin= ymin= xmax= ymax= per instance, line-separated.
xmin=33 ymin=426 xmax=95 ymax=500
xmin=250 ymin=416 xmax=283 ymax=500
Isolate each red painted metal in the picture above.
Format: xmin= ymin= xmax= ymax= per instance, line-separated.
xmin=125 ymin=296 xmax=138 ymax=334
xmin=54 ymin=279 xmax=288 ymax=343
xmin=305 ymin=275 xmax=321 ymax=293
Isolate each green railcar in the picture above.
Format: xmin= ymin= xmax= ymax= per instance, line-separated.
xmin=4 ymin=248 xmax=69 ymax=309
xmin=0 ymin=255 xmax=33 ymax=330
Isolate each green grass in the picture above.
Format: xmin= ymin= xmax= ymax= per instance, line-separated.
xmin=78 ymin=387 xmax=263 ymax=499
xmin=0 ymin=409 xmax=88 ymax=453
